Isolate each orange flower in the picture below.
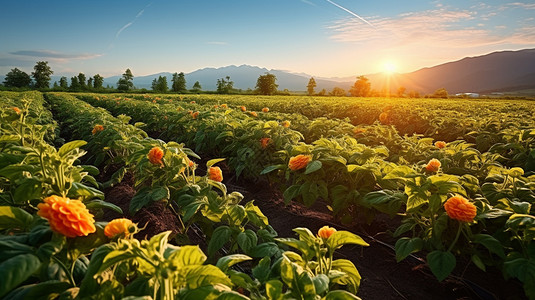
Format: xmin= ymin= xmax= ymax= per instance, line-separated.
xmin=353 ymin=127 xmax=366 ymax=135
xmin=148 ymin=147 xmax=164 ymax=165
xmin=435 ymin=141 xmax=447 ymax=149
xmin=152 ymin=100 xmax=157 ymax=103
xmin=221 ymin=104 xmax=228 ymax=109
xmin=318 ymin=226 xmax=337 ymax=239
xmin=214 ymin=105 xmax=219 ymax=109
xmin=282 ymin=121 xmax=291 ymax=128
xmin=92 ymin=124 xmax=104 ymax=135
xmin=240 ymin=106 xmax=247 ymax=112
xmin=444 ymin=195 xmax=477 ymax=222
xmin=288 ymin=154 xmax=311 ymax=171
xmin=12 ymin=107 xmax=21 ymax=114
xmin=208 ymin=166 xmax=223 ymax=182
xmin=192 ymin=111 xmax=199 ymax=119
xmin=262 ymin=107 xmax=269 ymax=113
xmin=260 ymin=137 xmax=271 ymax=149
xmin=37 ymin=195 xmax=96 ymax=238
xmin=104 ymin=218 xmax=135 ymax=238
xmin=425 ymin=158 xmax=441 ymax=172
xmin=249 ymin=111 xmax=258 ymax=117
xmin=379 ymin=112 xmax=389 ymax=123
xmin=190 ymin=101 xmax=196 ymax=104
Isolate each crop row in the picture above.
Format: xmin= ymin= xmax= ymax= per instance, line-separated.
xmin=0 ymin=91 xmax=367 ymax=299
xmin=75 ymin=92 xmax=535 ymax=298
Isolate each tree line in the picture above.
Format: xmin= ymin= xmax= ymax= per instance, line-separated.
xmin=2 ymin=61 xmax=447 ymax=97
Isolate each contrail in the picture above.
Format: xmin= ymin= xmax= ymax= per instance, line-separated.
xmin=115 ymin=2 xmax=153 ymax=39
xmin=325 ymin=0 xmax=375 ymax=28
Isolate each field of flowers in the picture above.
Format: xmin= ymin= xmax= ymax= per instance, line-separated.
xmin=1 ymin=91 xmax=534 ymax=299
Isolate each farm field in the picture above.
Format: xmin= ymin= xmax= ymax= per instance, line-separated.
xmin=1 ymin=91 xmax=534 ymax=299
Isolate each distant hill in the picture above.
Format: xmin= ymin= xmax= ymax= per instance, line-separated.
xmin=367 ymin=48 xmax=535 ymax=94
xmin=2 ymin=48 xmax=534 ymax=94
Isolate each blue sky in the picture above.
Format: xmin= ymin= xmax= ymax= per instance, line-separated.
xmin=1 ymin=0 xmax=534 ymax=78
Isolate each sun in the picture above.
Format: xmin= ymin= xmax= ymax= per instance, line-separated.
xmin=382 ymin=61 xmax=397 ymax=74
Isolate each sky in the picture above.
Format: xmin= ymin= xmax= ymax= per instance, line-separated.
xmin=1 ymin=0 xmax=534 ymax=78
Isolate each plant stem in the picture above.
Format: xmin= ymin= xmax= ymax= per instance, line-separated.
xmin=447 ymin=221 xmax=463 ymax=253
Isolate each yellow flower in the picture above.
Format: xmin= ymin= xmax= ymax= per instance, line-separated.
xmin=221 ymin=104 xmax=228 ymax=109
xmin=444 ymin=195 xmax=477 ymax=222
xmin=104 ymin=218 xmax=135 ymax=238
xmin=425 ymin=158 xmax=441 ymax=172
xmin=318 ymin=226 xmax=336 ymax=239
xmin=288 ymin=155 xmax=311 ymax=171
xmin=282 ymin=121 xmax=291 ymax=128
xmin=92 ymin=124 xmax=104 ymax=135
xmin=148 ymin=147 xmax=164 ymax=165
xmin=37 ymin=195 xmax=96 ymax=237
xmin=208 ymin=166 xmax=223 ymax=182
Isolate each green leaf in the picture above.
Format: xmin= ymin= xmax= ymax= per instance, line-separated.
xmin=297 ymin=271 xmax=316 ymax=297
xmin=395 ymin=237 xmax=423 ymax=262
xmin=58 ymin=140 xmax=87 ymax=157
xmin=283 ymin=185 xmax=301 ymax=205
xmin=168 ymin=245 xmax=207 ymax=267
xmin=261 ymin=164 xmax=285 ymax=175
xmin=3 ymin=281 xmax=72 ymax=300
xmin=312 ymin=274 xmax=330 ymax=295
xmin=471 ymin=255 xmax=486 ymax=271
xmin=473 ymin=234 xmax=505 ymax=258
xmin=0 ymin=206 xmax=33 ymax=231
xmin=0 ymin=254 xmax=41 ymax=298
xmin=129 ymin=188 xmax=151 ymax=214
xmin=305 ymin=160 xmax=322 ymax=174
xmin=426 ymin=250 xmax=456 ymax=281
xmin=237 ymin=229 xmax=258 ymax=253
xmin=206 ymin=158 xmax=226 ymax=168
xmin=327 ymin=231 xmax=369 ymax=251
xmin=245 ymin=201 xmax=269 ymax=227
xmin=79 ymin=244 xmax=115 ymax=298
xmin=179 ymin=265 xmax=232 ymax=289
xmin=85 ymin=199 xmax=123 ymax=214
xmin=13 ymin=178 xmax=42 ymax=204
xmin=266 ymin=280 xmax=284 ymax=300
xmin=252 ymin=256 xmax=271 ymax=283
xmin=330 ymin=259 xmax=361 ymax=294
xmin=207 ymin=226 xmax=232 ymax=256
xmin=249 ymin=242 xmax=280 ymax=258
xmin=216 ymin=254 xmax=252 ymax=272
xmin=323 ymin=290 xmax=362 ymax=299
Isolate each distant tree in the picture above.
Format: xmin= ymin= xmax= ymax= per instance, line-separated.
xmin=255 ymin=73 xmax=278 ymax=95
xmin=317 ymin=88 xmax=326 ymax=96
xmin=52 ymin=82 xmax=59 ymax=89
xmin=191 ymin=81 xmax=202 ymax=92
xmin=93 ymin=74 xmax=104 ymax=89
xmin=87 ymin=77 xmax=93 ymax=89
xmin=152 ymin=75 xmax=168 ymax=93
xmin=397 ymin=86 xmax=406 ymax=98
xmin=3 ymin=68 xmax=32 ymax=88
xmin=171 ymin=72 xmax=187 ymax=93
xmin=307 ymin=77 xmax=316 ymax=96
xmin=70 ymin=76 xmax=81 ymax=91
xmin=117 ymin=68 xmax=134 ymax=91
xmin=217 ymin=76 xmax=234 ymax=94
xmin=349 ymin=76 xmax=371 ymax=97
xmin=408 ymin=90 xmax=420 ymax=98
xmin=432 ymin=88 xmax=448 ymax=98
xmin=330 ymin=87 xmax=346 ymax=97
xmin=78 ymin=73 xmax=86 ymax=89
xmin=59 ymin=77 xmax=68 ymax=89
xmin=32 ymin=61 xmax=53 ymax=89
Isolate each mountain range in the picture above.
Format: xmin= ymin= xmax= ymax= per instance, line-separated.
xmin=102 ymin=48 xmax=534 ymax=94
xmin=3 ymin=48 xmax=535 ymax=94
